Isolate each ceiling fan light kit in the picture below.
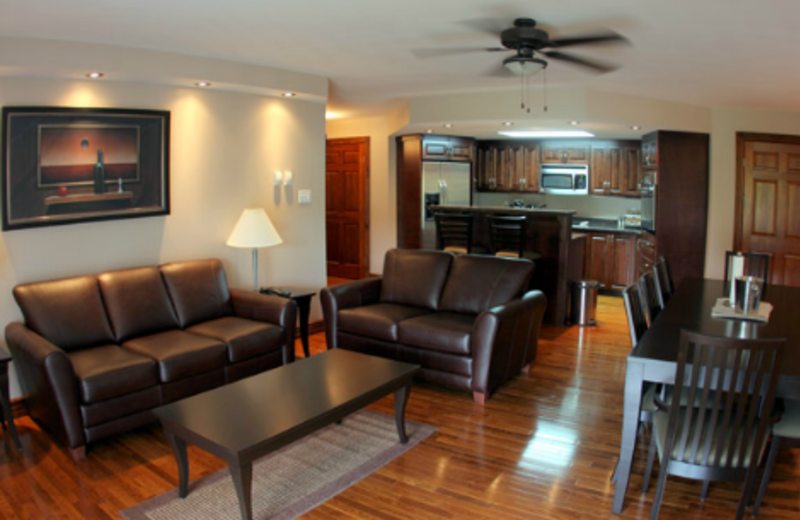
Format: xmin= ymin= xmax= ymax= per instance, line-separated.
xmin=503 ymin=55 xmax=547 ymax=76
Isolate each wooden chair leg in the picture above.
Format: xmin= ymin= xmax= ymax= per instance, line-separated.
xmin=701 ymin=480 xmax=710 ymax=500
xmin=649 ymin=460 xmax=671 ymax=520
xmin=752 ymin=437 xmax=781 ymax=516
xmin=70 ymin=446 xmax=86 ymax=461
xmin=643 ymin=432 xmax=657 ymax=495
xmin=473 ymin=392 xmax=487 ymax=404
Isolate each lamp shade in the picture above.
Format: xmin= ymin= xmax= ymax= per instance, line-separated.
xmin=226 ymin=208 xmax=283 ymax=248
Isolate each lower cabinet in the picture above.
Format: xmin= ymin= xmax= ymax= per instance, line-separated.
xmin=585 ymin=232 xmax=636 ymax=290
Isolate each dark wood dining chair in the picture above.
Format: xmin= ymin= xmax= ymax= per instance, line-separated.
xmin=724 ymin=251 xmax=771 ymax=289
xmin=752 ymin=398 xmax=800 ymax=515
xmin=487 ymin=215 xmax=541 ymax=260
xmin=639 ymin=270 xmax=664 ymax=325
xmin=653 ymin=257 xmax=674 ymax=304
xmin=643 ymin=330 xmax=786 ymax=520
xmin=434 ymin=212 xmax=475 ymax=254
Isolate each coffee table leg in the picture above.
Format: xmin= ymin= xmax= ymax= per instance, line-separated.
xmin=0 ymin=381 xmax=22 ymax=451
xmin=394 ymin=384 xmax=411 ymax=444
xmin=165 ymin=429 xmax=189 ymax=498
xmin=230 ymin=461 xmax=253 ymax=520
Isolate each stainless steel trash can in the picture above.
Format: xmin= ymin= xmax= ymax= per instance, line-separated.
xmin=571 ymin=280 xmax=600 ymax=326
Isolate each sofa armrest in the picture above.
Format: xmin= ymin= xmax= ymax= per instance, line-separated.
xmin=471 ymin=290 xmax=547 ymax=396
xmin=5 ymin=322 xmax=85 ymax=449
xmin=230 ymin=289 xmax=297 ymax=363
xmin=320 ymin=277 xmax=382 ymax=350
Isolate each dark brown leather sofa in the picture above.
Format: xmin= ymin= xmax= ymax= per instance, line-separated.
xmin=5 ymin=259 xmax=296 ymax=460
xmin=321 ymin=249 xmax=546 ymax=403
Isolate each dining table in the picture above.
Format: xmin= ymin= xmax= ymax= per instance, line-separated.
xmin=612 ymin=277 xmax=800 ymax=514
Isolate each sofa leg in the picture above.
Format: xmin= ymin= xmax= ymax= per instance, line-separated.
xmin=473 ymin=392 xmax=487 ymax=404
xmin=70 ymin=446 xmax=86 ymax=461
xmin=521 ymin=363 xmax=532 ymax=374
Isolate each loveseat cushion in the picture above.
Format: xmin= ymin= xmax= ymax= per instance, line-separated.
xmin=338 ymin=303 xmax=432 ymax=342
xmin=188 ymin=316 xmax=284 ymax=363
xmin=98 ymin=266 xmax=180 ymax=342
xmin=13 ymin=275 xmax=115 ymax=352
xmin=122 ymin=330 xmax=227 ymax=383
xmin=380 ymin=249 xmax=453 ymax=310
xmin=398 ymin=312 xmax=476 ymax=355
xmin=439 ymin=255 xmax=534 ymax=314
xmin=68 ymin=345 xmax=159 ymax=403
xmin=160 ymin=259 xmax=234 ymax=328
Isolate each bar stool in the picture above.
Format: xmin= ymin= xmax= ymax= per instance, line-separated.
xmin=434 ymin=213 xmax=477 ymax=254
xmin=488 ymin=215 xmax=541 ymax=260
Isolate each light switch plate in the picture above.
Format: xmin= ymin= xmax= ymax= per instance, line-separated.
xmin=298 ymin=189 xmax=311 ymax=204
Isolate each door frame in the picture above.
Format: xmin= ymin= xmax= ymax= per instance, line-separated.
xmin=734 ymin=132 xmax=800 ymax=251
xmin=325 ymin=136 xmax=370 ymax=279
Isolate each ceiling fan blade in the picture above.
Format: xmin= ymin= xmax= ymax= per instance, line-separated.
xmin=546 ymin=32 xmax=629 ymax=48
xmin=542 ymin=51 xmax=618 ymax=73
xmin=456 ymin=17 xmax=511 ymax=38
xmin=411 ymin=47 xmax=507 ymax=59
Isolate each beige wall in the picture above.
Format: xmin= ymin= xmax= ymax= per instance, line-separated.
xmin=0 ymin=77 xmax=327 ymax=397
xmin=326 ymin=117 xmax=397 ymax=273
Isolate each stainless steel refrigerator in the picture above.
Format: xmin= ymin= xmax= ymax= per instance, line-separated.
xmin=421 ymin=162 xmax=472 ymax=249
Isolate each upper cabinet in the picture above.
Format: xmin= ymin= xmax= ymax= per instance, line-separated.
xmin=641 ymin=137 xmax=658 ymax=170
xmin=541 ymin=145 xmax=590 ymax=164
xmin=421 ymin=135 xmax=475 ymax=162
xmin=476 ymin=142 xmax=540 ymax=192
xmin=590 ymin=141 xmax=642 ymax=197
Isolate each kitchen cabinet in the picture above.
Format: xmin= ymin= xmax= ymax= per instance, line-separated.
xmin=590 ymin=141 xmax=642 ymax=197
xmin=421 ymin=135 xmax=474 ymax=162
xmin=475 ymin=142 xmax=540 ymax=192
xmin=637 ymin=231 xmax=657 ymax=279
xmin=585 ymin=231 xmax=636 ymax=290
xmin=542 ymin=145 xmax=590 ymax=164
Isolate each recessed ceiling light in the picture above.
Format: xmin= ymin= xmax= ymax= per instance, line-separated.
xmin=502 ymin=122 xmax=514 ymax=126
xmin=498 ymin=130 xmax=595 ymax=138
xmin=195 ymin=81 xmax=212 ymax=87
xmin=425 ymin=129 xmax=434 ymax=134
xmin=283 ymin=92 xmax=296 ymax=97
xmin=86 ymin=72 xmax=104 ymax=79
xmin=630 ymin=125 xmax=641 ymax=130
xmin=443 ymin=123 xmax=453 ymax=128
xmin=569 ymin=120 xmax=580 ymax=126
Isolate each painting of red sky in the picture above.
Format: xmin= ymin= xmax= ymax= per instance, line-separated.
xmin=39 ymin=125 xmax=139 ymax=186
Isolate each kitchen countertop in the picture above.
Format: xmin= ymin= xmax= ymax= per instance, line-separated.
xmin=572 ymin=217 xmax=642 ymax=235
xmin=430 ymin=205 xmax=576 ymax=216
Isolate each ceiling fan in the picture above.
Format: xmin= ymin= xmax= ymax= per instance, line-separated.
xmin=415 ymin=17 xmax=629 ymax=77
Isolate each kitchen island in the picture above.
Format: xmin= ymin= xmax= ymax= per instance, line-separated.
xmin=429 ymin=206 xmax=576 ymax=325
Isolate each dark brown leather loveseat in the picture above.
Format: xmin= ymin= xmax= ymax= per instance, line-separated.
xmin=5 ymin=259 xmax=296 ymax=460
xmin=321 ymin=249 xmax=546 ymax=403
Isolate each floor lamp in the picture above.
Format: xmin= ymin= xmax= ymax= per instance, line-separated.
xmin=226 ymin=208 xmax=283 ymax=291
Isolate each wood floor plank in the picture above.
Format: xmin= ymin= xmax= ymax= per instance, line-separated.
xmin=0 ymin=295 xmax=798 ymax=518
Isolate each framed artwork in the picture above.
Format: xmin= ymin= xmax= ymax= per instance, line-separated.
xmin=2 ymin=106 xmax=170 ymax=231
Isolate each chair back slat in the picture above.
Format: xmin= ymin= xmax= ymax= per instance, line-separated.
xmin=724 ymin=251 xmax=771 ymax=289
xmin=664 ymin=331 xmax=784 ymax=471
xmin=434 ymin=213 xmax=474 ymax=253
xmin=622 ymin=283 xmax=648 ymax=348
xmin=654 ymin=257 xmax=674 ymax=303
xmin=639 ymin=270 xmax=664 ymax=324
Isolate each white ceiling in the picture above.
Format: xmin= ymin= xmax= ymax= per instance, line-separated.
xmin=3 ymin=0 xmax=800 ymax=122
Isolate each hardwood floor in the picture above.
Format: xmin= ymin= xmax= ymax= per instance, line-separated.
xmin=1 ymin=296 xmax=798 ymax=519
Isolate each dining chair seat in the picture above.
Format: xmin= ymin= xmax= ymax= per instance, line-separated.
xmin=752 ymin=398 xmax=800 ymax=516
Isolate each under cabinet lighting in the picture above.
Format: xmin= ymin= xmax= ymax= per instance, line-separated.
xmin=498 ymin=130 xmax=595 ymax=138
xmin=86 ymin=72 xmax=104 ymax=79
xmin=425 ymin=129 xmax=434 ymax=134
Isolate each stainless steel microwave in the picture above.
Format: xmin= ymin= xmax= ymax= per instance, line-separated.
xmin=539 ymin=164 xmax=589 ymax=195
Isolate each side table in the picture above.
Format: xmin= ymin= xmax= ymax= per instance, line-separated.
xmin=0 ymin=347 xmax=22 ymax=451
xmin=261 ymin=287 xmax=316 ymax=358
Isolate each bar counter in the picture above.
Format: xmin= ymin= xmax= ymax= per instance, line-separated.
xmin=429 ymin=205 xmax=576 ymax=325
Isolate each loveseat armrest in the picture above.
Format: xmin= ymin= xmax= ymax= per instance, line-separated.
xmin=230 ymin=289 xmax=297 ymax=362
xmin=471 ymin=290 xmax=547 ymax=400
xmin=5 ymin=322 xmax=85 ymax=450
xmin=320 ymin=277 xmax=382 ymax=350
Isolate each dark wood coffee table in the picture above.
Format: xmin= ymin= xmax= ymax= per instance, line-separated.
xmin=153 ymin=349 xmax=420 ymax=520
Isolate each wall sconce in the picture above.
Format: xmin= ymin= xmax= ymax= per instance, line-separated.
xmin=273 ymin=171 xmax=283 ymax=186
xmin=283 ymin=171 xmax=293 ymax=186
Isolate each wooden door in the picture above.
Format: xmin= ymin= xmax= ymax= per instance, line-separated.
xmin=521 ymin=144 xmax=540 ymax=192
xmin=326 ymin=137 xmax=369 ymax=279
xmin=622 ymin=146 xmax=642 ymax=197
xmin=737 ymin=135 xmax=800 ymax=286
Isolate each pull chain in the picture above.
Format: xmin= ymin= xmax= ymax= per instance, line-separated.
xmin=543 ymin=67 xmax=548 ymax=113
xmin=520 ymin=73 xmax=525 ymax=110
xmin=526 ymin=74 xmax=531 ymax=113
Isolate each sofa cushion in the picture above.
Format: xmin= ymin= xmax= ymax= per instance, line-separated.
xmin=398 ymin=312 xmax=476 ymax=355
xmin=339 ymin=303 xmax=432 ymax=342
xmin=122 ymin=330 xmax=228 ymax=383
xmin=98 ymin=266 xmax=180 ymax=342
xmin=380 ymin=249 xmax=453 ymax=310
xmin=160 ymin=259 xmax=234 ymax=328
xmin=68 ymin=345 xmax=159 ymax=403
xmin=439 ymin=255 xmax=534 ymax=314
xmin=188 ymin=316 xmax=284 ymax=363
xmin=13 ymin=275 xmax=115 ymax=352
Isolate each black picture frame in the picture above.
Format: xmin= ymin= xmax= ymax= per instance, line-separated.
xmin=2 ymin=106 xmax=170 ymax=231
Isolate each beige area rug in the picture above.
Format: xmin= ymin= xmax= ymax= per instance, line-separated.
xmin=121 ymin=410 xmax=435 ymax=520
